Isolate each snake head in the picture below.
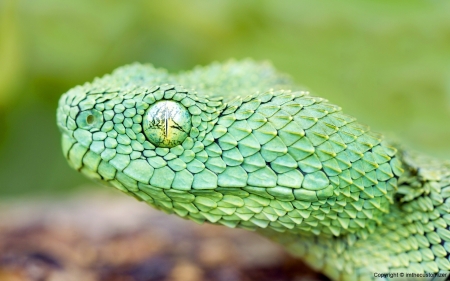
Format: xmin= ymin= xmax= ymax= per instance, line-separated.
xmin=57 ymin=64 xmax=226 ymax=190
xmin=57 ymin=62 xmax=403 ymax=237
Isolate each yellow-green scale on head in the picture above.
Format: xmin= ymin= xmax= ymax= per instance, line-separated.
xmin=57 ymin=60 xmax=450 ymax=281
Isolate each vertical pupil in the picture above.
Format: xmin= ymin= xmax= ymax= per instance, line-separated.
xmin=143 ymin=101 xmax=192 ymax=148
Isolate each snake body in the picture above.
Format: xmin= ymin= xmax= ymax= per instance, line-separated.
xmin=57 ymin=60 xmax=450 ymax=281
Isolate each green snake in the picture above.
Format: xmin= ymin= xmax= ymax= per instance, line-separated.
xmin=57 ymin=60 xmax=450 ymax=281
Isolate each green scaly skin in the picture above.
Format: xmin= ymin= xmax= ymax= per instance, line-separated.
xmin=57 ymin=60 xmax=450 ymax=281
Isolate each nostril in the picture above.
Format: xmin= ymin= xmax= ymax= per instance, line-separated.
xmin=86 ymin=115 xmax=94 ymax=124
xmin=75 ymin=109 xmax=103 ymax=130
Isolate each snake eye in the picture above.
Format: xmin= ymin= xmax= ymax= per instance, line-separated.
xmin=143 ymin=101 xmax=192 ymax=148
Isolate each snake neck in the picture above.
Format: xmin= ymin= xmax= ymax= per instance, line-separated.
xmin=259 ymin=151 xmax=450 ymax=281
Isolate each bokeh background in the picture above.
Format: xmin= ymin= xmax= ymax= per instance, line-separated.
xmin=1 ymin=0 xmax=450 ymax=200
xmin=1 ymin=1 xmax=450 ymax=280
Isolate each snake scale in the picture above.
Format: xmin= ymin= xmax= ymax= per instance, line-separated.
xmin=57 ymin=60 xmax=450 ymax=281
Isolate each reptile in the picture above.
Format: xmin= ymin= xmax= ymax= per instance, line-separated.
xmin=57 ymin=60 xmax=450 ymax=281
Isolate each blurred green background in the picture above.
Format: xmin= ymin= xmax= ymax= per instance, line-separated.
xmin=1 ymin=0 xmax=450 ymax=197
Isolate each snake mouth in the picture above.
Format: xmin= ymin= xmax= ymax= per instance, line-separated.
xmin=61 ymin=134 xmax=102 ymax=181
